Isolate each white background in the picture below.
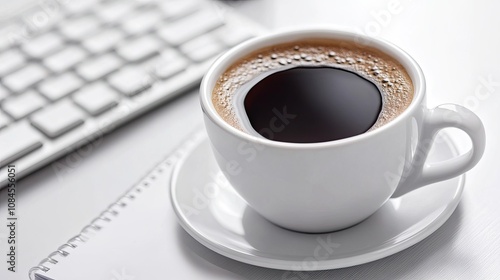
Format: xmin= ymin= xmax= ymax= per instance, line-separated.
xmin=1 ymin=0 xmax=499 ymax=279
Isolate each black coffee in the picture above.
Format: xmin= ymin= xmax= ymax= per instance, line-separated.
xmin=243 ymin=67 xmax=382 ymax=143
xmin=211 ymin=40 xmax=414 ymax=141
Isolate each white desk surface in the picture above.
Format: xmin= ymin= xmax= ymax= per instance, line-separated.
xmin=1 ymin=0 xmax=499 ymax=279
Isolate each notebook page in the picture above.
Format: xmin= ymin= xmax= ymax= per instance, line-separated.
xmin=36 ymin=140 xmax=247 ymax=280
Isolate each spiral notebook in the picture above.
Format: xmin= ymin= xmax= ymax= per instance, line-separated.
xmin=29 ymin=131 xmax=246 ymax=280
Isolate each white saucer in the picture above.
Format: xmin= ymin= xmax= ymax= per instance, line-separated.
xmin=170 ymin=133 xmax=464 ymax=271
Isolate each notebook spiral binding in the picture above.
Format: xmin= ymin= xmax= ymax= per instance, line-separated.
xmin=28 ymin=131 xmax=206 ymax=280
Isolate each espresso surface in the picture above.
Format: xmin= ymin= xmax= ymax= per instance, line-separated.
xmin=244 ymin=67 xmax=382 ymax=143
xmin=212 ymin=39 xmax=414 ymax=137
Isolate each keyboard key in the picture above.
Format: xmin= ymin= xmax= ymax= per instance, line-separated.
xmin=159 ymin=0 xmax=200 ymax=19
xmin=0 ymin=50 xmax=25 ymax=76
xmin=38 ymin=73 xmax=83 ymax=101
xmin=108 ymin=66 xmax=152 ymax=96
xmin=0 ymin=85 xmax=8 ymax=102
xmin=82 ymin=29 xmax=125 ymax=54
xmin=156 ymin=58 xmax=187 ymax=79
xmin=76 ymin=53 xmax=123 ymax=81
xmin=73 ymin=83 xmax=119 ymax=115
xmin=21 ymin=32 xmax=64 ymax=58
xmin=0 ymin=112 xmax=10 ymax=130
xmin=180 ymin=35 xmax=224 ymax=62
xmin=143 ymin=50 xmax=188 ymax=79
xmin=44 ymin=46 xmax=87 ymax=72
xmin=63 ymin=0 xmax=100 ymax=14
xmin=121 ymin=9 xmax=163 ymax=35
xmin=1 ymin=90 xmax=47 ymax=120
xmin=60 ymin=15 xmax=100 ymax=41
xmin=212 ymin=25 xmax=253 ymax=47
xmin=0 ymin=121 xmax=43 ymax=167
xmin=157 ymin=9 xmax=224 ymax=46
xmin=30 ymin=100 xmax=85 ymax=138
xmin=2 ymin=64 xmax=49 ymax=93
xmin=156 ymin=48 xmax=183 ymax=62
xmin=21 ymin=7 xmax=64 ymax=33
xmin=96 ymin=1 xmax=136 ymax=22
xmin=116 ymin=36 xmax=161 ymax=62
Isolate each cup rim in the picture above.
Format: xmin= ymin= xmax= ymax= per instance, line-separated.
xmin=200 ymin=27 xmax=426 ymax=149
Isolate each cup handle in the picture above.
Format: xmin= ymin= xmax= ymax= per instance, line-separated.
xmin=392 ymin=104 xmax=486 ymax=197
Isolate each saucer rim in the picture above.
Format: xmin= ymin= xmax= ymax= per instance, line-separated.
xmin=170 ymin=132 xmax=464 ymax=271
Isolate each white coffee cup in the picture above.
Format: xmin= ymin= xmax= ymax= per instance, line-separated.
xmin=200 ymin=28 xmax=486 ymax=233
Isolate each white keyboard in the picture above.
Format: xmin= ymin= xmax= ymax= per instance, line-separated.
xmin=0 ymin=0 xmax=264 ymax=187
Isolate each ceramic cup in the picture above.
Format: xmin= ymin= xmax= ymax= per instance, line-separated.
xmin=200 ymin=28 xmax=486 ymax=233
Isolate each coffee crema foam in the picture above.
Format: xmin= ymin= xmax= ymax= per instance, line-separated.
xmin=212 ymin=39 xmax=414 ymax=132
